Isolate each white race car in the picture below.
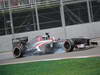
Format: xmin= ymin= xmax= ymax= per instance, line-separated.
xmin=13 ymin=36 xmax=61 ymax=58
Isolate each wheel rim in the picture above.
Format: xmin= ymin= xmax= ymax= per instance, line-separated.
xmin=64 ymin=42 xmax=71 ymax=50
xmin=13 ymin=48 xmax=21 ymax=57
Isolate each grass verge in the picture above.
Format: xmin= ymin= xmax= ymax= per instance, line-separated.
xmin=0 ymin=57 xmax=100 ymax=75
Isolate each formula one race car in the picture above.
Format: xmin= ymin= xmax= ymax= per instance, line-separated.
xmin=64 ymin=38 xmax=98 ymax=52
xmin=13 ymin=35 xmax=98 ymax=58
xmin=13 ymin=36 xmax=61 ymax=58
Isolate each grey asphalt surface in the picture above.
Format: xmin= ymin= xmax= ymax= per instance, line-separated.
xmin=0 ymin=45 xmax=100 ymax=65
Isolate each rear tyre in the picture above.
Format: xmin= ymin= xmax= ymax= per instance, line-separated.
xmin=13 ymin=48 xmax=24 ymax=58
xmin=13 ymin=43 xmax=25 ymax=58
xmin=64 ymin=39 xmax=75 ymax=52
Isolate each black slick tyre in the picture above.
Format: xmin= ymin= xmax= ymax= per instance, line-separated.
xmin=64 ymin=39 xmax=75 ymax=52
xmin=13 ymin=47 xmax=24 ymax=58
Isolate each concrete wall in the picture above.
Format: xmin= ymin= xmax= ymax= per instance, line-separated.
xmin=0 ymin=35 xmax=13 ymax=51
xmin=0 ymin=21 xmax=100 ymax=51
xmin=66 ymin=22 xmax=100 ymax=39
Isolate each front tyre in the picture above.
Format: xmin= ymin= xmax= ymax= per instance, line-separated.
xmin=64 ymin=39 xmax=75 ymax=52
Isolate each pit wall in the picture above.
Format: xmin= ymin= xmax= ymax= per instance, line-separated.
xmin=0 ymin=21 xmax=100 ymax=51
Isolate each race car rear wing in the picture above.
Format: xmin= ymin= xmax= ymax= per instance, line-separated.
xmin=12 ymin=37 xmax=28 ymax=48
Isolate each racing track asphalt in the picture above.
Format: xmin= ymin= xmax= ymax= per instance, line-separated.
xmin=0 ymin=45 xmax=100 ymax=65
